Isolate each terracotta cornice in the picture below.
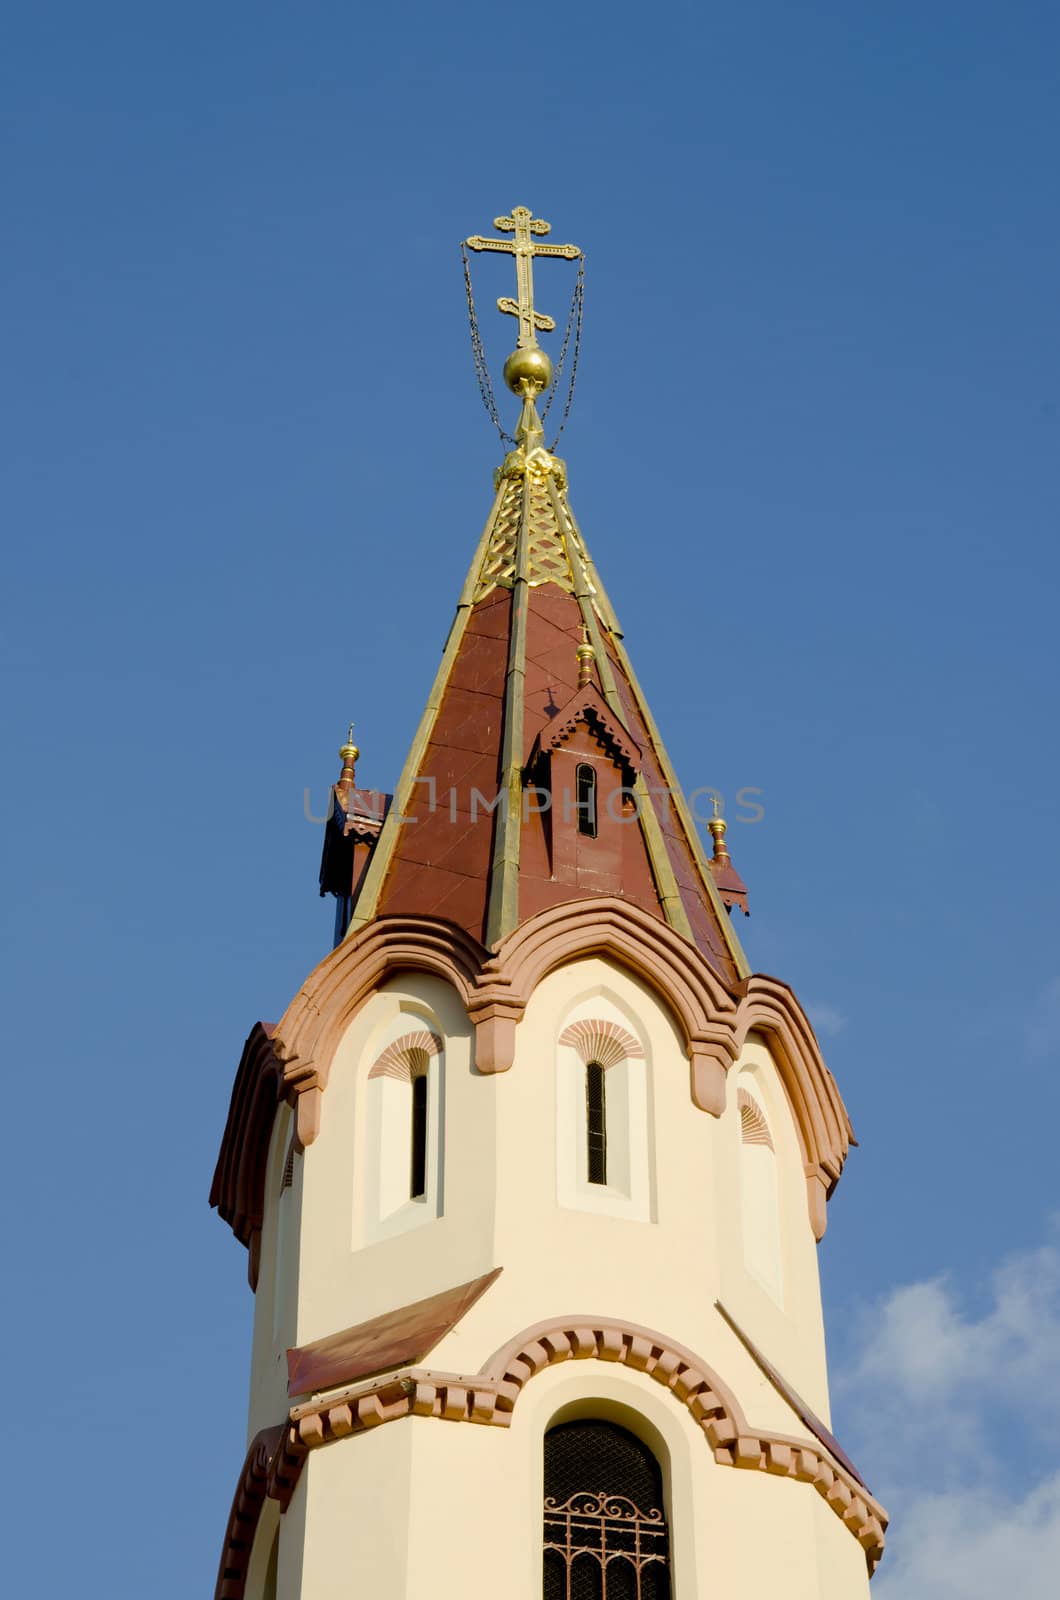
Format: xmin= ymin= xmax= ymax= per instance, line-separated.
xmin=221 ymin=1316 xmax=885 ymax=1593
xmin=213 ymin=902 xmax=854 ymax=1251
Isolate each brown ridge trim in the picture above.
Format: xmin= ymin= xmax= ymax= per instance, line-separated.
xmin=234 ymin=1315 xmax=886 ymax=1581
xmin=715 ymin=1301 xmax=870 ymax=1490
xmin=553 ymin=476 xmax=695 ymax=948
xmin=346 ymin=473 xmax=515 ymax=937
xmin=485 ymin=472 xmax=532 ymax=947
xmin=551 ymin=477 xmax=749 ymax=983
xmin=286 ymin=1268 xmax=503 ymax=1397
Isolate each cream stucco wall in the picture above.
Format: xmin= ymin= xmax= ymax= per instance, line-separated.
xmin=240 ymin=956 xmax=872 ymax=1596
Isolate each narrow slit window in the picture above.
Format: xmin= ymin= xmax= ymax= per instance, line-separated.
xmin=410 ymin=1073 xmax=428 ymax=1200
xmin=576 ymin=763 xmax=597 ymax=837
xmin=586 ymin=1061 xmax=607 ymax=1185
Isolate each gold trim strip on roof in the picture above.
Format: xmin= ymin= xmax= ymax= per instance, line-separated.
xmin=485 ymin=474 xmax=532 ymax=947
xmin=345 ymin=477 xmax=514 ymax=937
xmin=551 ymin=475 xmax=694 ymax=944
xmin=607 ymin=626 xmax=751 ymax=980
xmin=556 ymin=483 xmax=750 ymax=979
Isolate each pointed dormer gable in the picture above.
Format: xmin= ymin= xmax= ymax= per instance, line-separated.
xmin=528 ymin=684 xmax=641 ymax=772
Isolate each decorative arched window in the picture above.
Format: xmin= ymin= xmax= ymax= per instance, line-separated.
xmin=557 ymin=1014 xmax=651 ymax=1221
xmin=365 ymin=1026 xmax=443 ymax=1237
xmin=738 ymin=1086 xmax=783 ymax=1303
xmin=543 ymin=1420 xmax=671 ymax=1600
xmin=575 ymin=763 xmax=598 ymax=838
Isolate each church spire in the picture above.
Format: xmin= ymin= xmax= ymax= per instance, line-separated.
xmin=334 ymin=205 xmax=749 ymax=987
xmin=213 ymin=207 xmax=882 ymax=1598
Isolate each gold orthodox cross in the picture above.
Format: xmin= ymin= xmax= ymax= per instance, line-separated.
xmin=465 ymin=206 xmax=581 ymax=348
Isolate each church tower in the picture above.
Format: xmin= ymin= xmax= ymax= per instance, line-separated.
xmin=210 ymin=205 xmax=887 ymax=1598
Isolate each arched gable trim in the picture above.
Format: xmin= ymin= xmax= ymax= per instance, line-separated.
xmin=272 ymin=915 xmax=483 ymax=1145
xmin=479 ymin=898 xmax=739 ymax=1113
xmin=213 ymin=1424 xmax=283 ymax=1600
xmin=270 ymin=899 xmax=740 ymax=1148
xmin=213 ymin=905 xmax=853 ymax=1249
xmin=209 ymin=1022 xmax=281 ymax=1280
xmin=732 ymin=975 xmax=855 ymax=1240
xmin=251 ymin=1315 xmax=886 ymax=1579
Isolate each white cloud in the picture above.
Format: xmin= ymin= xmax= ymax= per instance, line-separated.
xmin=872 ymin=1476 xmax=1060 ymax=1600
xmin=806 ymin=1000 xmax=846 ymax=1038
xmin=839 ymin=1231 xmax=1060 ymax=1589
xmin=1027 ymin=977 xmax=1060 ymax=1059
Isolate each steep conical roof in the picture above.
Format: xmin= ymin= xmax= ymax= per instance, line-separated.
xmin=346 ymin=397 xmax=749 ymax=991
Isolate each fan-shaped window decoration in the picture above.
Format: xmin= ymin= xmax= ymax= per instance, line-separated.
xmin=368 ymin=1030 xmax=438 ymax=1084
xmin=576 ymin=763 xmax=598 ymax=838
xmin=737 ymin=1086 xmax=782 ymax=1302
xmin=559 ymin=1021 xmax=644 ymax=1071
xmin=738 ymin=1090 xmax=773 ymax=1151
xmin=543 ymin=1420 xmax=671 ymax=1600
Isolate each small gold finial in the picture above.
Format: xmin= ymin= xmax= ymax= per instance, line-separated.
xmin=465 ymin=205 xmax=581 ymax=396
xmin=706 ymin=794 xmax=731 ymax=864
xmin=337 ymin=723 xmax=359 ymax=792
xmin=576 ymin=624 xmax=595 ymax=688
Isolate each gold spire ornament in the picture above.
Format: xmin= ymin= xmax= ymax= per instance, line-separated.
xmin=462 ymin=205 xmax=585 ymax=451
xmin=707 ymin=793 xmax=731 ymax=865
xmin=465 ymin=206 xmax=581 ymax=395
xmin=337 ymin=723 xmax=359 ymax=795
xmin=576 ymin=625 xmax=595 ymax=688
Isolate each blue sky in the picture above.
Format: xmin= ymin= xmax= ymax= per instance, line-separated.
xmin=3 ymin=3 xmax=1058 ymax=1592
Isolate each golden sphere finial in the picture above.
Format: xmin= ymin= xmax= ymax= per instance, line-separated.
xmin=339 ymin=722 xmax=360 ymax=766
xmin=706 ymin=795 xmax=730 ymax=863
xmin=503 ymin=345 xmax=553 ymax=396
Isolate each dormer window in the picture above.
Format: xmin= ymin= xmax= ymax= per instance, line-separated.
xmin=575 ymin=763 xmax=597 ymax=837
xmin=524 ymin=685 xmax=640 ymax=895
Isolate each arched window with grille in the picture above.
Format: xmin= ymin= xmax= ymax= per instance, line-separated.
xmin=543 ymin=1420 xmax=671 ymax=1600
